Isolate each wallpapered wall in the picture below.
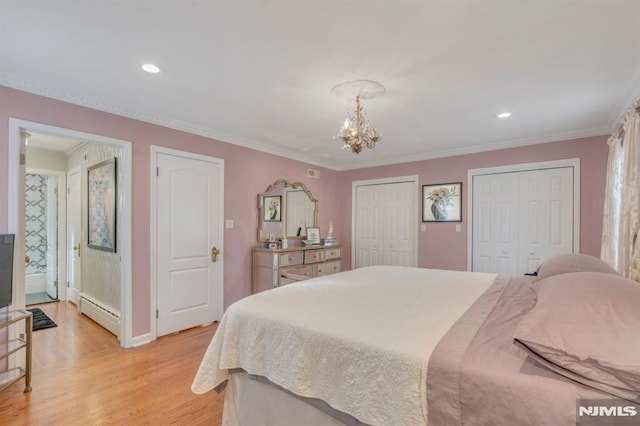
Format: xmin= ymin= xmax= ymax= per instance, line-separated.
xmin=68 ymin=144 xmax=123 ymax=316
xmin=24 ymin=173 xmax=48 ymax=274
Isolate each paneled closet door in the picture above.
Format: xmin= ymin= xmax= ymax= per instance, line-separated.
xmin=472 ymin=172 xmax=520 ymax=275
xmin=472 ymin=167 xmax=574 ymax=275
xmin=354 ymin=181 xmax=416 ymax=269
xmin=518 ymin=167 xmax=574 ymax=274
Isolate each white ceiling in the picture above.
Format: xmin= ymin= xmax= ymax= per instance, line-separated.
xmin=1 ymin=1 xmax=639 ymax=170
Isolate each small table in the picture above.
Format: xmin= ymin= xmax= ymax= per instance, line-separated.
xmin=0 ymin=309 xmax=33 ymax=393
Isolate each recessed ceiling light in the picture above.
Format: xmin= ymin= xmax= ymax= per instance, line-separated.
xmin=497 ymin=112 xmax=512 ymax=119
xmin=141 ymin=63 xmax=160 ymax=74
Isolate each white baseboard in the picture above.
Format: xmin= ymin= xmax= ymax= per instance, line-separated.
xmin=130 ymin=333 xmax=153 ymax=347
xmin=79 ymin=294 xmax=120 ymax=337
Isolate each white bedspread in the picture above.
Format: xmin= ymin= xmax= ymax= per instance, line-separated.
xmin=192 ymin=265 xmax=496 ymax=425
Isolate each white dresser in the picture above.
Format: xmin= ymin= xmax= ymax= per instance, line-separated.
xmin=252 ymin=245 xmax=342 ymax=293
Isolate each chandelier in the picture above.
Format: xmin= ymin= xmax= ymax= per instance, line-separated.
xmin=331 ymin=80 xmax=385 ymax=154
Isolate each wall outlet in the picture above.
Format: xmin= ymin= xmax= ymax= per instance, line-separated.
xmin=421 ymin=224 xmax=426 ymax=232
xmin=455 ymin=224 xmax=461 ymax=232
xmin=225 ymin=220 xmax=234 ymax=229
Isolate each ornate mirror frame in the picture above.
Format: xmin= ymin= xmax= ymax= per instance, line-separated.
xmin=257 ymin=179 xmax=318 ymax=242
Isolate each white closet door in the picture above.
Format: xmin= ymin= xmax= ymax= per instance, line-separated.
xmin=472 ymin=172 xmax=520 ymax=274
xmin=355 ymin=185 xmax=384 ymax=267
xmin=472 ymin=166 xmax=575 ymax=275
xmin=354 ymin=181 xmax=416 ymax=269
xmin=518 ymin=167 xmax=574 ymax=274
xmin=384 ymin=182 xmax=416 ymax=266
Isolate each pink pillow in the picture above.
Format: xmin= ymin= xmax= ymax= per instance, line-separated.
xmin=534 ymin=253 xmax=617 ymax=281
xmin=514 ymin=272 xmax=640 ymax=402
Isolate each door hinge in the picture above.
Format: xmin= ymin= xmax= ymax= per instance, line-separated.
xmin=67 ymin=281 xmax=70 ymax=288
xmin=156 ymin=309 xmax=159 ymax=319
xmin=156 ymin=167 xmax=159 ymax=177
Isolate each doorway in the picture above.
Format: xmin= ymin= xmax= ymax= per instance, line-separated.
xmin=24 ymin=167 xmax=66 ymax=306
xmin=7 ymin=119 xmax=134 ymax=348
xmin=351 ymin=175 xmax=419 ymax=269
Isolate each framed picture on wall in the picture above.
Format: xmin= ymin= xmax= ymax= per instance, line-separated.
xmin=422 ymin=182 xmax=462 ymax=222
xmin=263 ymin=195 xmax=282 ymax=222
xmin=88 ymin=157 xmax=117 ymax=252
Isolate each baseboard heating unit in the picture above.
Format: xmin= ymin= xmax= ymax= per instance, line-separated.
xmin=78 ymin=294 xmax=120 ymax=337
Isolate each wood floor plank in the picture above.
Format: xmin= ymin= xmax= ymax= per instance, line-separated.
xmin=0 ymin=302 xmax=224 ymax=425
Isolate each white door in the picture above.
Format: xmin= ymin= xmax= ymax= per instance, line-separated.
xmin=518 ymin=167 xmax=574 ymax=273
xmin=45 ymin=176 xmax=58 ymax=300
xmin=471 ymin=166 xmax=575 ymax=275
xmin=354 ymin=180 xmax=417 ymax=268
xmin=384 ymin=182 xmax=415 ymax=266
xmin=472 ymin=172 xmax=520 ymax=274
xmin=67 ymin=168 xmax=82 ymax=305
xmin=355 ymin=184 xmax=384 ymax=267
xmin=156 ymin=152 xmax=222 ymax=336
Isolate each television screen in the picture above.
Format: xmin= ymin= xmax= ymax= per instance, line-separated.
xmin=0 ymin=234 xmax=15 ymax=308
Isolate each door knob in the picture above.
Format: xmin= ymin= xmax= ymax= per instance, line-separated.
xmin=211 ymin=246 xmax=220 ymax=263
xmin=25 ymin=255 xmax=30 ymax=264
xmin=73 ymin=244 xmax=80 ymax=251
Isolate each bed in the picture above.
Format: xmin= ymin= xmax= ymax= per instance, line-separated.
xmin=192 ymin=255 xmax=640 ymax=425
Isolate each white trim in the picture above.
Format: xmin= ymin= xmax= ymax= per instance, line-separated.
xmin=66 ymin=166 xmax=82 ymax=305
xmin=25 ymin=167 xmax=68 ymax=302
xmin=8 ymin=118 xmax=134 ymax=348
xmin=130 ymin=333 xmax=153 ymax=347
xmin=351 ymin=175 xmax=419 ymax=269
xmin=149 ymin=145 xmax=225 ymax=341
xmin=0 ymin=77 xmax=610 ymax=172
xmin=466 ymin=158 xmax=581 ymax=272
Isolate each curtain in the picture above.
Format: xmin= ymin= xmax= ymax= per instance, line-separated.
xmin=602 ymin=101 xmax=640 ymax=278
xmin=600 ymin=134 xmax=623 ymax=271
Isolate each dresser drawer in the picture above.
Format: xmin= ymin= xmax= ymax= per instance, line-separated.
xmin=324 ymin=247 xmax=342 ymax=260
xmin=279 ymin=265 xmax=313 ymax=285
xmin=279 ymin=251 xmax=303 ymax=266
xmin=316 ymin=260 xmax=341 ymax=276
xmin=304 ymin=249 xmax=325 ymax=264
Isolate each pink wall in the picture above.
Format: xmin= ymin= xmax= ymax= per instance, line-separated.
xmin=336 ymin=136 xmax=609 ymax=270
xmin=0 ymin=86 xmax=338 ymax=337
xmin=0 ymin=85 xmax=609 ymax=339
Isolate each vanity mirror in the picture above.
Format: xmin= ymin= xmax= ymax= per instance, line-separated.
xmin=257 ymin=179 xmax=318 ymax=241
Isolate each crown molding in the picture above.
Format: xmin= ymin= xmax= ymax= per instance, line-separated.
xmin=0 ymin=74 xmax=338 ymax=170
xmin=332 ymin=126 xmax=609 ymax=171
xmin=0 ymin=73 xmax=614 ymax=173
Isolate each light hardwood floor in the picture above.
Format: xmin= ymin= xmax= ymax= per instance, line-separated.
xmin=0 ymin=302 xmax=224 ymax=425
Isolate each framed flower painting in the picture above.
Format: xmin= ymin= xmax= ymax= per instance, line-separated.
xmin=422 ymin=182 xmax=462 ymax=222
